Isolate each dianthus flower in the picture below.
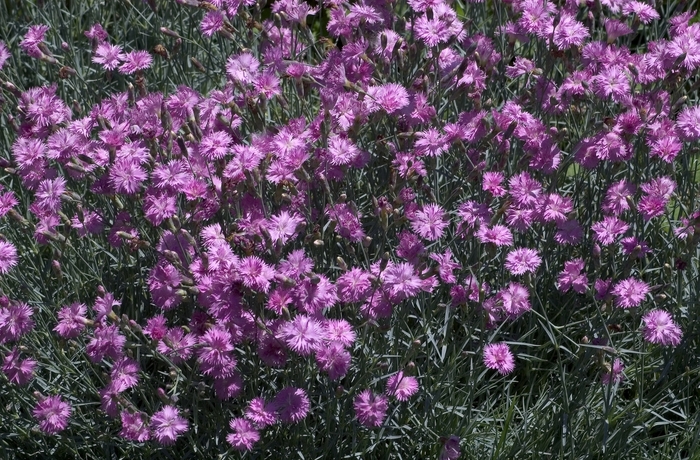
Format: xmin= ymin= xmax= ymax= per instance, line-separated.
xmin=505 ymin=248 xmax=541 ymax=275
xmin=119 ymin=411 xmax=150 ymax=442
xmin=591 ymin=216 xmax=629 ymax=245
xmin=386 ymin=371 xmax=419 ymax=401
xmin=118 ymin=50 xmax=152 ymax=74
xmin=557 ymin=259 xmax=588 ymax=294
xmin=150 ymin=405 xmax=189 ymax=445
xmin=483 ymin=342 xmax=515 ymax=375
xmin=0 ymin=240 xmax=18 ymax=274
xmin=277 ymin=315 xmax=325 ymax=356
xmin=0 ymin=302 xmax=35 ymax=344
xmin=33 ymin=395 xmax=71 ymax=434
xmin=270 ymin=387 xmax=310 ymax=423
xmin=2 ymin=347 xmax=37 ymax=386
xmin=315 ymin=341 xmax=351 ymax=380
xmin=227 ymin=418 xmax=260 ymax=451
xmin=92 ymin=42 xmax=123 ymax=70
xmin=601 ymin=358 xmax=625 ymax=385
xmin=476 ymin=224 xmax=513 ymax=246
xmin=409 ymin=203 xmax=448 ymax=241
xmin=611 ymin=277 xmax=650 ymax=308
xmin=641 ymin=309 xmax=682 ymax=347
xmin=354 ymin=390 xmax=389 ymax=427
xmin=54 ymin=302 xmax=88 ymax=338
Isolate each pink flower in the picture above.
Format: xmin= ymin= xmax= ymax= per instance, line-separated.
xmin=591 ymin=216 xmax=629 ymax=245
xmin=0 ymin=240 xmax=18 ymax=274
xmin=118 ymin=50 xmax=152 ymax=74
xmin=54 ymin=302 xmax=88 ymax=338
xmin=483 ymin=342 xmax=515 ymax=375
xmin=505 ymin=248 xmax=541 ymax=275
xmin=336 ymin=268 xmax=372 ymax=303
xmin=199 ymin=131 xmax=232 ymax=160
xmin=110 ymin=357 xmax=140 ymax=393
xmin=482 ymin=172 xmax=506 ymax=197
xmin=0 ymin=303 xmax=35 ymax=344
xmin=611 ymin=277 xmax=650 ymax=308
xmin=381 ymin=262 xmax=424 ymax=302
xmin=367 ymin=83 xmax=410 ymax=114
xmin=508 ymin=172 xmax=542 ymax=208
xmin=2 ymin=347 xmax=36 ymax=386
xmin=120 ymin=411 xmax=150 ymax=442
xmin=642 ymin=309 xmax=683 ymax=347
xmin=245 ymin=397 xmax=278 ymax=427
xmin=439 ymin=435 xmax=461 ymax=460
xmin=557 ymin=259 xmax=588 ymax=294
xmin=197 ymin=326 xmax=236 ymax=378
xmin=409 ymin=203 xmax=448 ymax=241
xmin=603 ymin=180 xmax=635 ymax=215
xmin=498 ymin=282 xmax=531 ymax=317
xmin=226 ymin=52 xmax=260 ymax=84
xmin=200 ymin=11 xmax=225 ymax=37
xmin=676 ymin=106 xmax=700 ymax=141
xmin=552 ymin=13 xmax=589 ymax=49
xmin=237 ymin=256 xmax=275 ymax=293
xmin=33 ymin=395 xmax=71 ymax=434
xmin=315 ymin=341 xmax=351 ymax=380
xmin=324 ymin=319 xmax=356 ymax=346
xmin=354 ymin=390 xmax=389 ymax=427
xmin=602 ymin=358 xmax=625 ymax=385
xmin=227 ymin=418 xmax=260 ymax=451
xmin=476 ymin=225 xmax=513 ymax=246
xmin=92 ymin=42 xmax=123 ymax=70
xmin=277 ymin=315 xmax=326 ymax=356
xmin=150 ymin=405 xmax=189 ymax=445
xmin=85 ymin=324 xmax=126 ymax=363
xmin=386 ymin=371 xmax=419 ymax=401
xmin=0 ymin=41 xmax=10 ymax=71
xmin=270 ymin=387 xmax=310 ymax=423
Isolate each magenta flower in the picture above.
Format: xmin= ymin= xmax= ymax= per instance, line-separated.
xmin=482 ymin=171 xmax=506 ymax=197
xmin=505 ymin=248 xmax=541 ymax=275
xmin=386 ymin=371 xmax=419 ymax=401
xmin=226 ymin=52 xmax=260 ymax=84
xmin=409 ymin=203 xmax=448 ymax=241
xmin=227 ymin=418 xmax=260 ymax=451
xmin=110 ymin=357 xmax=140 ymax=393
xmin=119 ymin=411 xmax=150 ymax=442
xmin=20 ymin=24 xmax=50 ymax=59
xmin=440 ymin=435 xmax=461 ymax=460
xmin=270 ymin=387 xmax=310 ymax=423
xmin=0 ymin=240 xmax=18 ymax=274
xmin=316 ymin=341 xmax=351 ymax=380
xmin=0 ymin=303 xmax=35 ymax=344
xmin=85 ymin=324 xmax=126 ymax=363
xmin=0 ymin=41 xmax=10 ymax=70
xmin=508 ymin=172 xmax=542 ymax=208
xmin=199 ymin=131 xmax=232 ymax=160
xmin=354 ymin=390 xmax=389 ymax=427
xmin=591 ymin=216 xmax=629 ymax=245
xmin=483 ymin=342 xmax=515 ymax=375
xmin=150 ymin=405 xmax=189 ymax=445
xmin=245 ymin=397 xmax=278 ymax=427
xmin=2 ymin=347 xmax=37 ymax=386
xmin=92 ymin=42 xmax=123 ymax=70
xmin=381 ymin=262 xmax=424 ymax=302
xmin=557 ymin=259 xmax=588 ymax=294
xmin=54 ymin=302 xmax=88 ymax=338
xmin=336 ymin=268 xmax=372 ymax=303
xmin=552 ymin=13 xmax=589 ymax=49
xmin=324 ymin=319 xmax=356 ymax=346
xmin=601 ymin=358 xmax=625 ymax=385
xmin=237 ymin=256 xmax=275 ymax=293
xmin=476 ymin=224 xmax=513 ymax=246
xmin=677 ymin=106 xmax=700 ymax=141
xmin=642 ymin=309 xmax=683 ymax=347
xmin=277 ymin=315 xmax=326 ymax=356
xmin=118 ymin=50 xmax=152 ymax=74
xmin=197 ymin=326 xmax=236 ymax=378
xmin=498 ymin=282 xmax=531 ymax=317
xmin=33 ymin=395 xmax=71 ymax=434
xmin=611 ymin=277 xmax=650 ymax=308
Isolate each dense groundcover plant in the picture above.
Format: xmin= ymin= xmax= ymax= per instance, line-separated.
xmin=1 ymin=0 xmax=700 ymax=458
